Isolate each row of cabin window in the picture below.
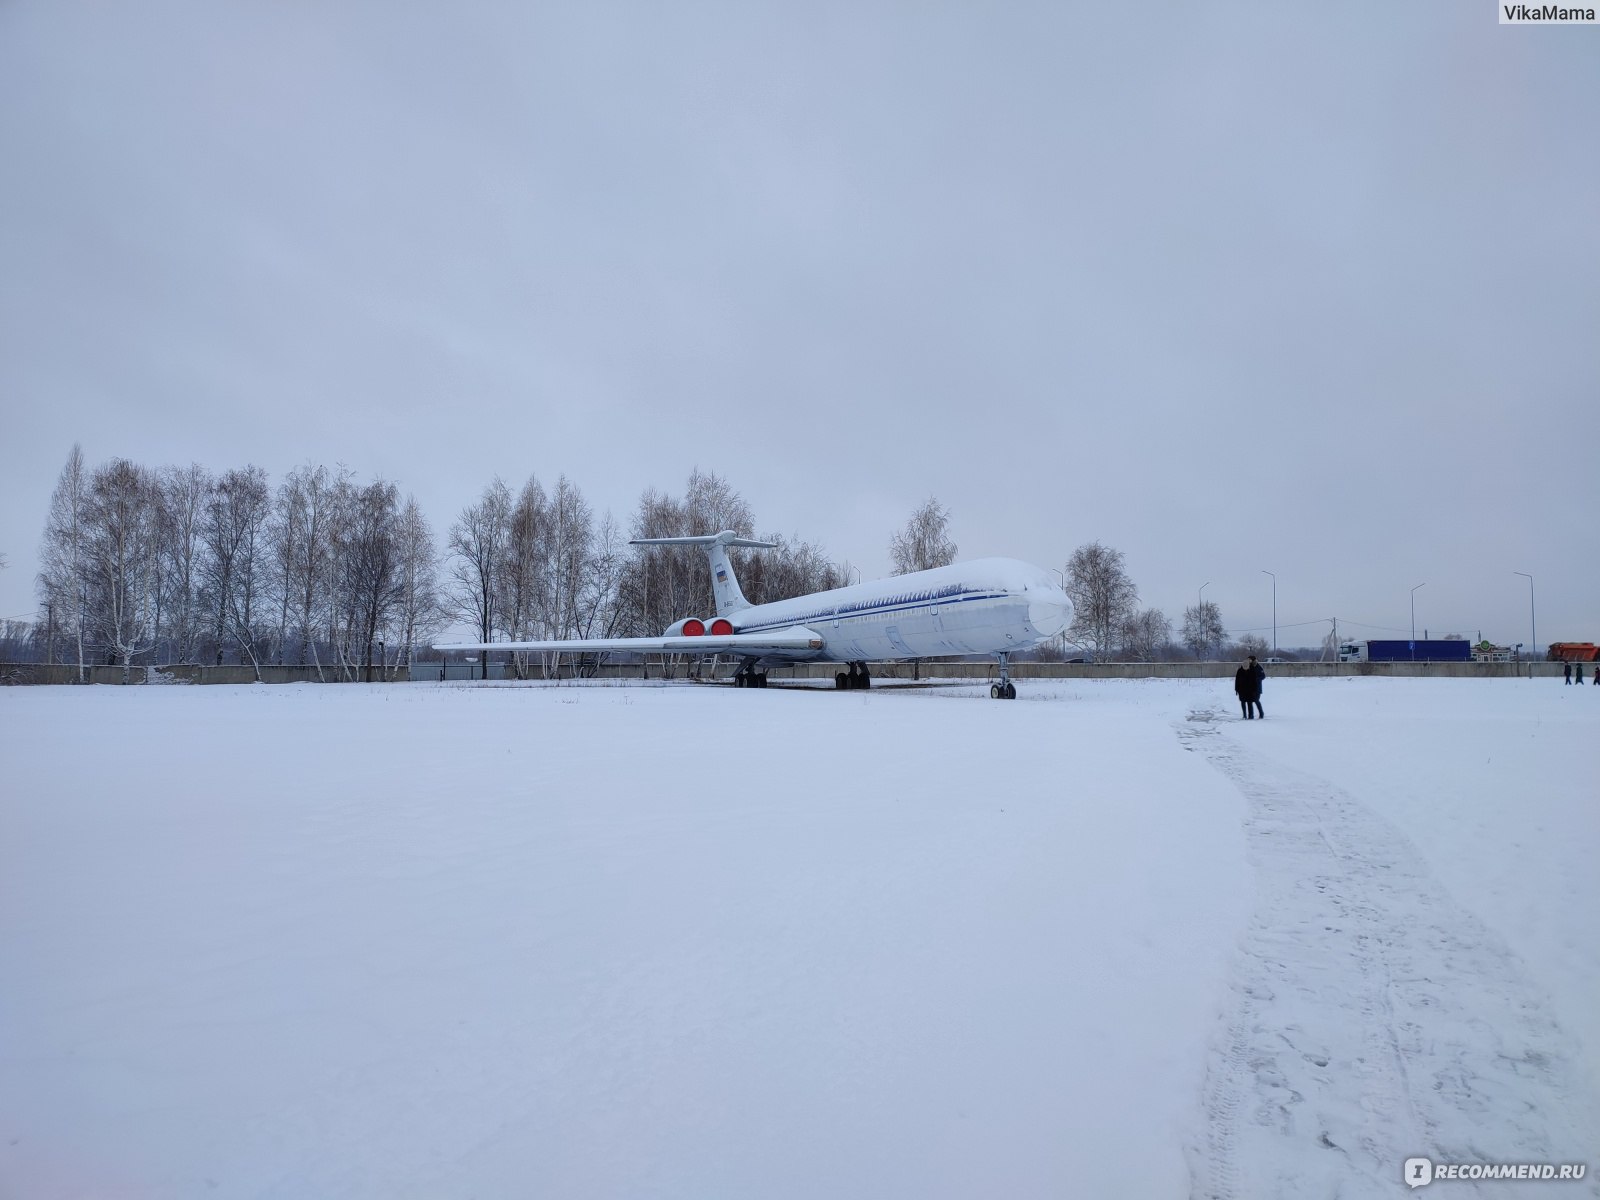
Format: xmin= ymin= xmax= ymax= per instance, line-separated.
xmin=743 ymin=587 xmax=979 ymax=632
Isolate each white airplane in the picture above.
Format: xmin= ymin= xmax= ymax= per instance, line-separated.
xmin=433 ymin=531 xmax=1073 ymax=699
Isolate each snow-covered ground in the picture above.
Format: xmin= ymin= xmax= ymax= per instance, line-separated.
xmin=1 ymin=677 xmax=1595 ymax=1199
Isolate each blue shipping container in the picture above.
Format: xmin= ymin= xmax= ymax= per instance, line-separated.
xmin=1364 ymin=639 xmax=1473 ymax=662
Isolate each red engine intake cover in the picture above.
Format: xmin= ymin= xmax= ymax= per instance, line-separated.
xmin=681 ymin=618 xmax=706 ymax=637
xmin=709 ymin=618 xmax=734 ymax=636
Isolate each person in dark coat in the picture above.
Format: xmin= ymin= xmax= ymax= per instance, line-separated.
xmin=1564 ymin=661 xmax=1572 ymax=684
xmin=1235 ymin=655 xmax=1264 ymax=719
xmin=1577 ymin=662 xmax=1587 ymax=685
xmin=1233 ymin=664 xmax=1252 ymax=718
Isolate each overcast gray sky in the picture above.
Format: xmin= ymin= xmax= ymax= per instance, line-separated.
xmin=2 ymin=1 xmax=1596 ymax=648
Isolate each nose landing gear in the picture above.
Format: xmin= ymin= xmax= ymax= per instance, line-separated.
xmin=990 ymin=653 xmax=1017 ymax=700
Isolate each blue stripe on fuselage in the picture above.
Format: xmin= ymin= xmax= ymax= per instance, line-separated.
xmin=735 ymin=589 xmax=1008 ymax=634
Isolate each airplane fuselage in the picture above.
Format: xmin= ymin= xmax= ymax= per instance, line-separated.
xmin=723 ymin=558 xmax=1071 ymax=664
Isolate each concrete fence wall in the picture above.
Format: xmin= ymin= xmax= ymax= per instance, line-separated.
xmin=773 ymin=660 xmax=1571 ymax=681
xmin=0 ymin=663 xmax=410 ymax=686
xmin=2 ymin=659 xmax=1577 ymax=685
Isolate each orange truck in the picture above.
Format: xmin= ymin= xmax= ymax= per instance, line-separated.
xmin=1546 ymin=643 xmax=1600 ymax=662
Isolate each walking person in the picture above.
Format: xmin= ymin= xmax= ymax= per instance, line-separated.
xmin=1248 ymin=654 xmax=1265 ymax=719
xmin=1577 ymin=662 xmax=1587 ymax=686
xmin=1235 ymin=655 xmax=1264 ymax=720
xmin=1564 ymin=661 xmax=1572 ymax=684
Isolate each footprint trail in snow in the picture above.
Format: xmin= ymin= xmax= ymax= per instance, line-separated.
xmin=1178 ymin=707 xmax=1597 ymax=1199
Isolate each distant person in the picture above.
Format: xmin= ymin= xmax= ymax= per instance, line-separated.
xmin=1235 ymin=656 xmax=1264 ymax=720
xmin=1577 ymin=662 xmax=1587 ymax=686
xmin=1564 ymin=661 xmax=1572 ymax=684
xmin=1248 ymin=654 xmax=1265 ymax=718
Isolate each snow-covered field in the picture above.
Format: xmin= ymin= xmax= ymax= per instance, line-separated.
xmin=2 ymin=677 xmax=1595 ymax=1199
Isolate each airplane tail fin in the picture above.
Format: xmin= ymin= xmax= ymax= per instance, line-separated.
xmin=629 ymin=531 xmax=776 ymax=616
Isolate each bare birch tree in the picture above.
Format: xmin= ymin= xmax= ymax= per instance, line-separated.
xmin=344 ymin=479 xmax=402 ymax=681
xmin=575 ymin=511 xmax=627 ymax=638
xmin=1065 ymin=541 xmax=1138 ymax=662
xmin=890 ymin=497 xmax=957 ymax=575
xmin=277 ymin=464 xmax=339 ymax=674
xmin=448 ymin=479 xmax=511 ymax=674
xmin=1236 ymin=633 xmax=1269 ymax=660
xmin=683 ymin=468 xmax=754 ymax=539
xmin=543 ymin=475 xmax=592 ymax=640
xmin=1118 ymin=608 xmax=1171 ymax=663
xmin=322 ymin=469 xmax=366 ymax=678
xmin=267 ymin=470 xmax=305 ymax=665
xmin=202 ymin=466 xmax=271 ymax=670
xmin=156 ymin=464 xmax=210 ymax=664
xmin=394 ymin=496 xmax=441 ymax=667
xmin=502 ymin=476 xmax=546 ymax=651
xmin=38 ymin=444 xmax=89 ymax=681
xmin=1182 ymin=601 xmax=1225 ymax=660
xmin=621 ymin=487 xmax=688 ymax=636
xmin=82 ymin=458 xmax=162 ymax=679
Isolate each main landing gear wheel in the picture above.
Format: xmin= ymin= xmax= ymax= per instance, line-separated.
xmin=836 ymin=662 xmax=871 ymax=690
xmin=733 ymin=663 xmax=768 ymax=688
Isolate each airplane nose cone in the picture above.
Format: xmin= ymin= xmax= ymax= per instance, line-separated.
xmin=1028 ymin=587 xmax=1072 ymax=639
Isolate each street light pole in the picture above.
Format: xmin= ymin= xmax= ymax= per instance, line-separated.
xmin=1410 ymin=582 xmax=1426 ymax=660
xmin=1261 ymin=570 xmax=1276 ymax=653
xmin=1514 ymin=571 xmax=1535 ymax=664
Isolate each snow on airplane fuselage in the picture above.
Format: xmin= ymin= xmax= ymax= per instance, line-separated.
xmin=724 ymin=557 xmax=1072 ymax=664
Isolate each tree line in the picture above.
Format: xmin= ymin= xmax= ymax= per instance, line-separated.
xmin=15 ymin=446 xmax=1269 ymax=676
xmin=23 ymin=448 xmax=862 ymax=679
xmin=33 ymin=446 xmax=439 ymax=681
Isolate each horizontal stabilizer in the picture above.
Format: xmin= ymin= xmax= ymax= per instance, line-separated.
xmin=629 ymin=532 xmax=776 ymax=550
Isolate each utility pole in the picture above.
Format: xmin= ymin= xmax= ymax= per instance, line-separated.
xmin=1410 ymin=582 xmax=1426 ymax=661
xmin=1261 ymin=570 xmax=1276 ymax=653
xmin=1514 ymin=572 xmax=1535 ymax=665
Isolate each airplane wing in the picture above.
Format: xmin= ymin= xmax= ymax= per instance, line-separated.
xmin=432 ymin=626 xmax=823 ymax=656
